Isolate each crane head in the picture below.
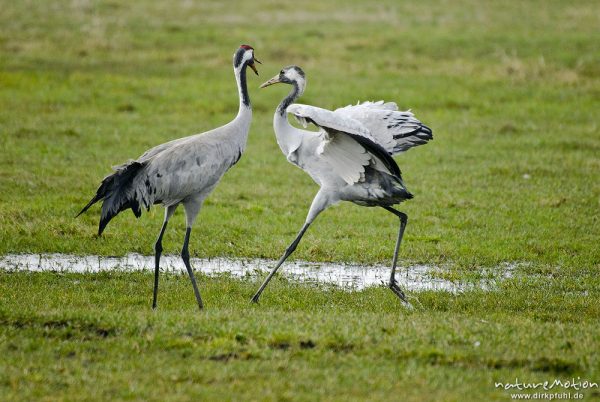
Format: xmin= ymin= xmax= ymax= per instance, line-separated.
xmin=235 ymin=44 xmax=261 ymax=75
xmin=260 ymin=65 xmax=306 ymax=93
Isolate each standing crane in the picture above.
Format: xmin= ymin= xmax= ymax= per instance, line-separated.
xmin=251 ymin=66 xmax=432 ymax=306
xmin=77 ymin=45 xmax=260 ymax=310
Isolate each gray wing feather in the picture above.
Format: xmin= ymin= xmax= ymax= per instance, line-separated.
xmin=334 ymin=101 xmax=433 ymax=154
xmin=137 ymin=137 xmax=190 ymax=163
xmin=287 ymin=104 xmax=375 ymax=142
xmin=318 ymin=133 xmax=372 ymax=185
xmin=134 ymin=133 xmax=238 ymax=207
xmin=286 ymin=103 xmax=401 ymax=185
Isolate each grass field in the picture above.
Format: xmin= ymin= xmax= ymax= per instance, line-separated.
xmin=1 ymin=0 xmax=599 ymax=400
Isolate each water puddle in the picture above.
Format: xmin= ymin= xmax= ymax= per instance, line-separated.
xmin=0 ymin=253 xmax=515 ymax=293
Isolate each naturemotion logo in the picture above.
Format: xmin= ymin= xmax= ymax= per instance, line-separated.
xmin=494 ymin=378 xmax=598 ymax=400
xmin=494 ymin=378 xmax=598 ymax=392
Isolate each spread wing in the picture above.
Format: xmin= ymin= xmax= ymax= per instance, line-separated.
xmin=286 ymin=103 xmax=401 ymax=185
xmin=287 ymin=103 xmax=373 ymax=139
xmin=334 ymin=101 xmax=433 ymax=154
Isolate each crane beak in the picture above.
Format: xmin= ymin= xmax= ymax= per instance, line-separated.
xmin=260 ymin=74 xmax=281 ymax=88
xmin=249 ymin=61 xmax=259 ymax=76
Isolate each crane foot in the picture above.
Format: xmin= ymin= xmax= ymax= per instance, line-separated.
xmin=389 ymin=281 xmax=413 ymax=309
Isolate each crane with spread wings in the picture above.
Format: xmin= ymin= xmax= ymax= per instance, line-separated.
xmin=252 ymin=66 xmax=432 ymax=307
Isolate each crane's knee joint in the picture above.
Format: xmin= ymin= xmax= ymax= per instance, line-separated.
xmin=154 ymin=241 xmax=163 ymax=254
xmin=181 ymin=248 xmax=190 ymax=261
xmin=399 ymin=212 xmax=408 ymax=225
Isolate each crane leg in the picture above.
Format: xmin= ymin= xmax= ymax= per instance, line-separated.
xmin=152 ymin=205 xmax=177 ymax=310
xmin=181 ymin=227 xmax=204 ymax=310
xmin=251 ymin=222 xmax=311 ymax=303
xmin=152 ymin=220 xmax=169 ymax=309
xmin=382 ymin=206 xmax=410 ymax=304
xmin=251 ymin=190 xmax=330 ymax=303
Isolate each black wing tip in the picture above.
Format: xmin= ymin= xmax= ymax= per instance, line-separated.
xmin=392 ymin=125 xmax=433 ymax=141
xmin=420 ymin=124 xmax=433 ymax=138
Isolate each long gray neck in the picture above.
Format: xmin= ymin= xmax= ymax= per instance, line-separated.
xmin=225 ymin=62 xmax=252 ymax=154
xmin=234 ymin=63 xmax=251 ymax=117
xmin=277 ymin=83 xmax=300 ymax=116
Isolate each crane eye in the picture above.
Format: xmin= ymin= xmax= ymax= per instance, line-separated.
xmin=280 ymin=70 xmax=284 ymax=74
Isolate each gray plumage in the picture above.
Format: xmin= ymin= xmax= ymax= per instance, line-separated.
xmin=251 ymin=66 xmax=432 ymax=306
xmin=78 ymin=45 xmax=260 ymax=310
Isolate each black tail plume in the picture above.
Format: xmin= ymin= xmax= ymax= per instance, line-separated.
xmin=76 ymin=160 xmax=146 ymax=235
xmin=76 ymin=195 xmax=101 ymax=218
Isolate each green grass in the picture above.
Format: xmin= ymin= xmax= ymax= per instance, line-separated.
xmin=1 ymin=272 xmax=599 ymax=401
xmin=1 ymin=0 xmax=599 ymax=400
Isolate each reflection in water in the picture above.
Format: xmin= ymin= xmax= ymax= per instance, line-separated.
xmin=0 ymin=253 xmax=515 ymax=293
